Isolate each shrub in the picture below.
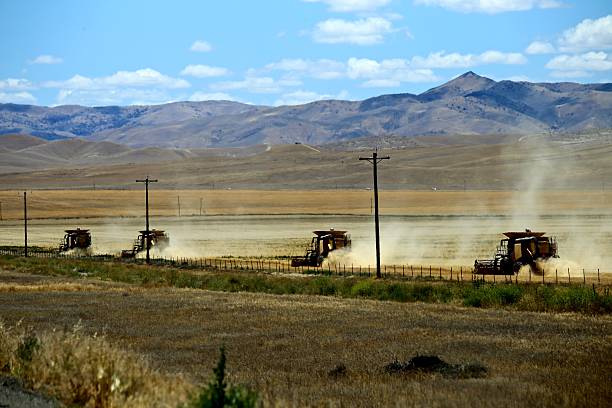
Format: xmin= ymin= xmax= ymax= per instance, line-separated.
xmin=350 ymin=280 xmax=374 ymax=298
xmin=308 ymin=277 xmax=337 ymax=296
xmin=189 ymin=346 xmax=259 ymax=408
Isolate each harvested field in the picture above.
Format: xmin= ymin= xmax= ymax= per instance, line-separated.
xmin=1 ymin=212 xmax=611 ymax=271
xmin=0 ymin=270 xmax=610 ymax=407
xmin=0 ymin=189 xmax=611 ymax=219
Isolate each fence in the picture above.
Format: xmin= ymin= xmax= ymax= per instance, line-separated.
xmin=1 ymin=247 xmax=609 ymax=287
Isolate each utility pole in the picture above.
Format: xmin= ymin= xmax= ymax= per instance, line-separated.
xmin=136 ymin=177 xmax=158 ymax=264
xmin=359 ymin=151 xmax=390 ymax=278
xmin=23 ymin=192 xmax=27 ymax=257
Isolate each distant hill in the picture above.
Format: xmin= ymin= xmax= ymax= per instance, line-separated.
xmin=0 ymin=134 xmax=267 ymax=174
xmin=1 ymin=72 xmax=611 ymax=148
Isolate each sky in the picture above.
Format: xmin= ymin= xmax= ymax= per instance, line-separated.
xmin=0 ymin=0 xmax=611 ymax=107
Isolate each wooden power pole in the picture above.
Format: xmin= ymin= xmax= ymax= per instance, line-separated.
xmin=23 ymin=192 xmax=28 ymax=257
xmin=359 ymin=151 xmax=390 ymax=278
xmin=136 ymin=177 xmax=158 ymax=264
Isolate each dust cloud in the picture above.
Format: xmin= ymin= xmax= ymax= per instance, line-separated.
xmin=327 ymin=138 xmax=610 ymax=272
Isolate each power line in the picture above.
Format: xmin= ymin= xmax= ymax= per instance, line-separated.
xmin=23 ymin=192 xmax=28 ymax=257
xmin=359 ymin=151 xmax=390 ymax=279
xmin=136 ymin=177 xmax=158 ymax=264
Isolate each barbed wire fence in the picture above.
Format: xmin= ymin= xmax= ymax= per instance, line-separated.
xmin=0 ymin=248 xmax=607 ymax=287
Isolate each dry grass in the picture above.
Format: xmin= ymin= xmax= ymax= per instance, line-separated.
xmin=0 ymin=320 xmax=194 ymax=407
xmin=0 ymin=270 xmax=610 ymax=407
xmin=0 ymin=189 xmax=611 ymax=220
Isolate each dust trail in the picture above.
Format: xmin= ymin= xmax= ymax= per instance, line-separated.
xmin=59 ymin=247 xmax=92 ymax=257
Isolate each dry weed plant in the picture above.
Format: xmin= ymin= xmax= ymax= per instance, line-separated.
xmin=0 ymin=320 xmax=194 ymax=408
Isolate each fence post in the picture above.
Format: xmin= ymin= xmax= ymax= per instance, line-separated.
xmin=598 ymin=268 xmax=600 ymax=284
xmin=411 ymin=265 xmax=414 ymax=277
xmin=460 ymin=266 xmax=462 ymax=281
xmin=555 ymin=268 xmax=558 ymax=284
xmin=542 ymin=269 xmax=545 ymax=284
xmin=583 ymin=269 xmax=585 ymax=285
xmin=450 ymin=267 xmax=453 ymax=280
xmin=568 ymin=268 xmax=571 ymax=284
xmin=429 ymin=265 xmax=431 ymax=278
xmin=402 ymin=265 xmax=405 ymax=277
xmin=420 ymin=265 xmax=423 ymax=278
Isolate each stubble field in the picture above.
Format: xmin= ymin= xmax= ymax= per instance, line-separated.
xmin=0 ymin=269 xmax=610 ymax=407
xmin=1 ymin=187 xmax=611 ymax=406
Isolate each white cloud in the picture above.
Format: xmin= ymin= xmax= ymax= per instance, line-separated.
xmin=55 ymin=89 xmax=177 ymax=106
xmin=265 ymin=58 xmax=346 ymax=79
xmin=190 ymin=40 xmax=213 ymax=52
xmin=525 ymin=41 xmax=555 ymax=55
xmin=414 ymin=0 xmax=562 ymax=14
xmin=313 ymin=17 xmax=393 ymax=45
xmin=42 ymin=69 xmax=189 ymax=106
xmin=546 ymin=51 xmax=612 ymax=72
xmin=347 ymin=57 xmax=438 ymax=84
xmin=188 ymin=92 xmax=240 ymax=101
xmin=274 ymin=89 xmax=349 ymax=106
xmin=549 ymin=70 xmax=590 ymax=79
xmin=558 ymin=15 xmax=612 ymax=52
xmin=211 ymin=75 xmax=301 ymax=94
xmin=180 ymin=64 xmax=230 ymax=78
xmin=504 ymin=75 xmax=531 ymax=82
xmin=0 ymin=78 xmax=34 ymax=90
xmin=410 ymin=50 xmax=526 ymax=68
xmin=303 ymin=0 xmax=390 ymax=12
xmin=44 ymin=68 xmax=190 ymax=90
xmin=0 ymin=91 xmax=37 ymax=104
xmin=31 ymin=54 xmax=63 ymax=64
xmin=361 ymin=79 xmax=401 ymax=87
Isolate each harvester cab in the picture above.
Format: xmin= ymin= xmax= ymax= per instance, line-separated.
xmin=474 ymin=230 xmax=558 ymax=275
xmin=291 ymin=229 xmax=351 ymax=267
xmin=59 ymin=228 xmax=92 ymax=252
xmin=121 ymin=229 xmax=170 ymax=258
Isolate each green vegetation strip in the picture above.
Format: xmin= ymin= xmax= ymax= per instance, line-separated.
xmin=1 ymin=255 xmax=610 ymax=314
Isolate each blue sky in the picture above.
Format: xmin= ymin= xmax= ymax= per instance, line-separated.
xmin=1 ymin=0 xmax=611 ymax=107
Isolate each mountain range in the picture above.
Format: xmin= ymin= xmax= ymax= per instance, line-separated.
xmin=1 ymin=72 xmax=611 ymax=148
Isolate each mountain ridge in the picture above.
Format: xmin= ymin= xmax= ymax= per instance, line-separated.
xmin=1 ymin=72 xmax=610 ymax=148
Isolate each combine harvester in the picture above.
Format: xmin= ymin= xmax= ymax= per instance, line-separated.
xmin=121 ymin=229 xmax=170 ymax=258
xmin=474 ymin=229 xmax=558 ymax=275
xmin=291 ymin=229 xmax=351 ymax=267
xmin=58 ymin=228 xmax=92 ymax=253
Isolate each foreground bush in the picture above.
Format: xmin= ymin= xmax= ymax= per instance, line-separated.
xmin=0 ymin=321 xmax=193 ymax=407
xmin=187 ymin=346 xmax=259 ymax=408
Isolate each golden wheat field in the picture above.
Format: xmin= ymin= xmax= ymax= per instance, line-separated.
xmin=0 ymin=270 xmax=610 ymax=407
xmin=1 ymin=189 xmax=611 ymax=272
xmin=0 ymin=189 xmax=611 ymax=219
